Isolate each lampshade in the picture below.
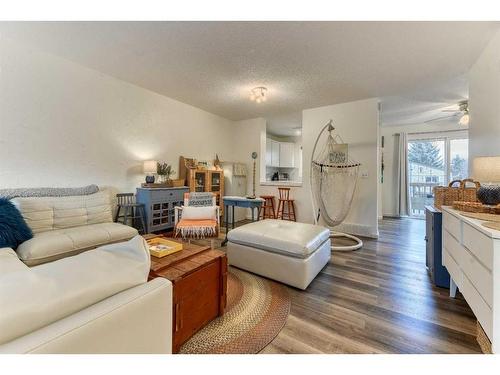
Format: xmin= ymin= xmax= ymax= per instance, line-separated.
xmin=143 ymin=160 xmax=158 ymax=174
xmin=472 ymin=156 xmax=500 ymax=183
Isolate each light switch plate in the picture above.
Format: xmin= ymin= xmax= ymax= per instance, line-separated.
xmin=361 ymin=171 xmax=369 ymax=178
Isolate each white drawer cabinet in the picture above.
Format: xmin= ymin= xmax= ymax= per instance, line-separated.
xmin=442 ymin=207 xmax=500 ymax=352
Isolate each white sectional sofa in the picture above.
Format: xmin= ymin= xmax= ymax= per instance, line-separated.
xmin=11 ymin=191 xmax=139 ymax=266
xmin=0 ymin=191 xmax=173 ymax=353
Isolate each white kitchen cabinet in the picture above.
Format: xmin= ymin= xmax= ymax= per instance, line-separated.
xmin=271 ymin=140 xmax=280 ymax=167
xmin=279 ymin=142 xmax=295 ymax=168
xmin=266 ymin=139 xmax=273 ymax=166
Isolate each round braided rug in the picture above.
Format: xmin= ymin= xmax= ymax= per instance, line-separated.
xmin=179 ymin=267 xmax=290 ymax=354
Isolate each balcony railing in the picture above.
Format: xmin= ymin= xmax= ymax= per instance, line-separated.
xmin=409 ymin=182 xmax=439 ymax=216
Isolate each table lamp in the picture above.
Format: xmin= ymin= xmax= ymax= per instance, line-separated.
xmin=472 ymin=156 xmax=500 ymax=205
xmin=143 ymin=160 xmax=158 ymax=183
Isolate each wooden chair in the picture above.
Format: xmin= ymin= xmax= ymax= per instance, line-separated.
xmin=174 ymin=192 xmax=220 ymax=249
xmin=259 ymin=195 xmax=276 ymax=219
xmin=114 ymin=193 xmax=147 ymax=234
xmin=276 ymin=187 xmax=296 ymax=221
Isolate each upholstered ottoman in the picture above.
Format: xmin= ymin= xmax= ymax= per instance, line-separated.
xmin=227 ymin=219 xmax=331 ymax=289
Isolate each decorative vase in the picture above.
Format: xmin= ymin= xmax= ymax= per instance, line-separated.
xmin=477 ymin=185 xmax=500 ymax=205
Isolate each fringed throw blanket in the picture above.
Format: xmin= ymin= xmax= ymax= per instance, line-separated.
xmin=0 ymin=185 xmax=99 ymax=200
xmin=175 ymin=219 xmax=217 ymax=239
xmin=176 ymin=193 xmax=217 ymax=239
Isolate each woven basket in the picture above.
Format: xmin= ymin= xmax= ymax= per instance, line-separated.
xmin=461 ymin=179 xmax=481 ymax=203
xmin=171 ymin=179 xmax=186 ymax=187
xmin=452 ymin=201 xmax=500 ymax=214
xmin=434 ymin=179 xmax=481 ymax=209
xmin=434 ymin=180 xmax=462 ymax=209
xmin=477 ymin=321 xmax=492 ymax=354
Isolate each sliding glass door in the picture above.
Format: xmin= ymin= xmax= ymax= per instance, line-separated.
xmin=408 ymin=139 xmax=446 ymax=216
xmin=449 ymin=138 xmax=469 ymax=181
xmin=407 ymin=131 xmax=468 ymax=217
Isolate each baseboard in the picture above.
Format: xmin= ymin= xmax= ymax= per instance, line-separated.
xmin=334 ymin=222 xmax=379 ymax=239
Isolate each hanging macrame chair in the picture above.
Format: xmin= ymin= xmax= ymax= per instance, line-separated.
xmin=310 ymin=120 xmax=363 ymax=251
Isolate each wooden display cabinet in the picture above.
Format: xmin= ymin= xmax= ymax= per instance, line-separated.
xmin=185 ymin=167 xmax=224 ymax=217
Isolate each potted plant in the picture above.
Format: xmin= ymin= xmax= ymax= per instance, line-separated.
xmin=157 ymin=162 xmax=175 ymax=186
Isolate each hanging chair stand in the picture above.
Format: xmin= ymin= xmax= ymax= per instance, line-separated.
xmin=310 ymin=121 xmax=363 ymax=252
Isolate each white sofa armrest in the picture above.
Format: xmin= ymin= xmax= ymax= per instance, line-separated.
xmin=0 ymin=278 xmax=173 ymax=354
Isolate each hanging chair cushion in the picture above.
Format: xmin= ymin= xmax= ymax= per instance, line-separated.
xmin=227 ymin=219 xmax=330 ymax=259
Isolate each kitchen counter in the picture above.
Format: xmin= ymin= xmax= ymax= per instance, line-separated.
xmin=260 ymin=180 xmax=302 ymax=187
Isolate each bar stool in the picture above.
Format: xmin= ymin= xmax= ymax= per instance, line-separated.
xmin=276 ymin=187 xmax=296 ymax=221
xmin=259 ymin=195 xmax=276 ymax=219
xmin=114 ymin=193 xmax=147 ymax=234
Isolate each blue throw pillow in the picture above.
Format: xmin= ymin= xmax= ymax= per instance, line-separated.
xmin=0 ymin=198 xmax=33 ymax=249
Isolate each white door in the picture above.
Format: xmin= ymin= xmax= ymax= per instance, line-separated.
xmin=271 ymin=140 xmax=280 ymax=167
xmin=279 ymin=142 xmax=295 ymax=167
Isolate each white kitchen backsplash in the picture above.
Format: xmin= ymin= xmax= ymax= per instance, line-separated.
xmin=266 ymin=166 xmax=298 ymax=181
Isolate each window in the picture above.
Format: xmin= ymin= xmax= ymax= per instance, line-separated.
xmin=408 ymin=131 xmax=468 ymax=217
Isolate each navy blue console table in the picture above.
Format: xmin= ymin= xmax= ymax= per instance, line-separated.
xmin=425 ymin=205 xmax=450 ymax=289
xmin=221 ymin=196 xmax=264 ymax=246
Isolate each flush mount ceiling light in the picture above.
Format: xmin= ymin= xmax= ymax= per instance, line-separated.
xmin=458 ymin=102 xmax=469 ymax=126
xmin=249 ymin=87 xmax=268 ymax=103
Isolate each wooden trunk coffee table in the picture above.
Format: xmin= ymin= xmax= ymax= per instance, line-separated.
xmin=145 ymin=235 xmax=227 ymax=353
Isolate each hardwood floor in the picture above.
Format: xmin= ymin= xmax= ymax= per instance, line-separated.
xmin=214 ymin=217 xmax=483 ymax=354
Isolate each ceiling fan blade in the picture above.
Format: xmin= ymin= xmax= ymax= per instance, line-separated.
xmin=424 ymin=114 xmax=457 ymax=123
xmin=442 ymin=109 xmax=460 ymax=112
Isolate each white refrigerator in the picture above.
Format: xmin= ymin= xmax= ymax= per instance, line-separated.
xmin=221 ymin=161 xmax=248 ymax=223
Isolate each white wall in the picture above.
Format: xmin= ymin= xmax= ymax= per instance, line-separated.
xmin=379 ymin=122 xmax=468 ymax=217
xmin=0 ymin=36 xmax=235 ymax=193
xmin=468 ymin=30 xmax=500 ymax=164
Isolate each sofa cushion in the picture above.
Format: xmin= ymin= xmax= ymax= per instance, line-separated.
xmin=11 ymin=191 xmax=113 ymax=234
xmin=0 ymin=198 xmax=33 ymax=249
xmin=16 ymin=222 xmax=138 ymax=266
xmin=0 ymin=235 xmax=150 ymax=346
xmin=227 ymin=219 xmax=330 ymax=259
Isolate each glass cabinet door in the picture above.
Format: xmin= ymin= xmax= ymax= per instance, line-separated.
xmin=210 ymin=172 xmax=221 ymax=192
xmin=194 ymin=171 xmax=206 ymax=192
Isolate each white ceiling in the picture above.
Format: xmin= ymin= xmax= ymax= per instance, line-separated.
xmin=380 ymin=75 xmax=469 ymax=126
xmin=0 ymin=21 xmax=498 ymax=121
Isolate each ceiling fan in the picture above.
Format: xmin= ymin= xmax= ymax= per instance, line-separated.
xmin=425 ymin=100 xmax=469 ymax=126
